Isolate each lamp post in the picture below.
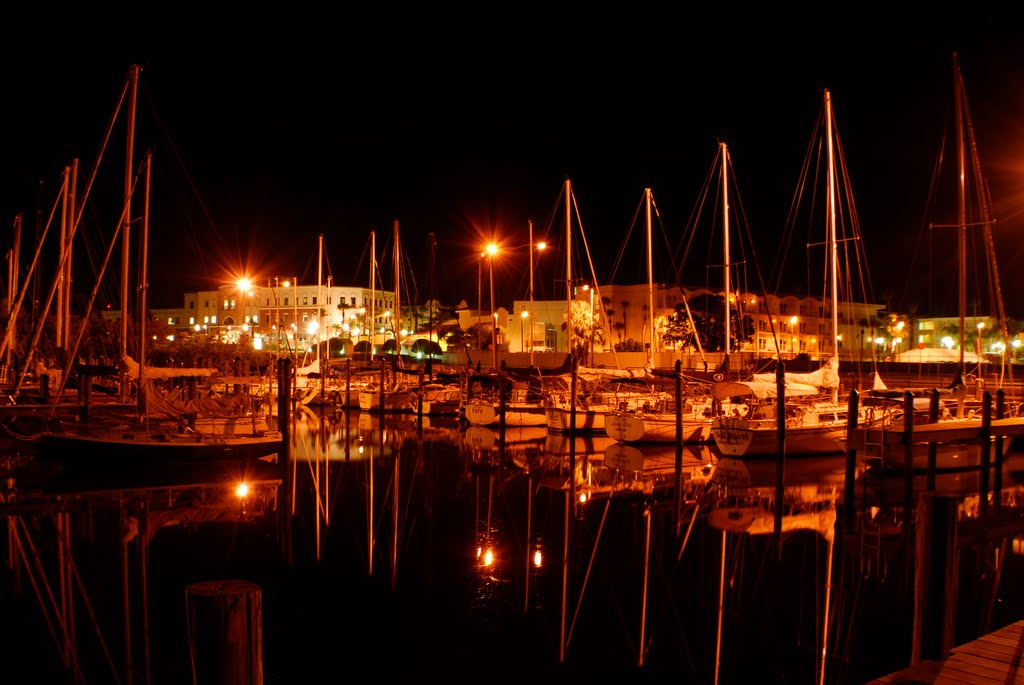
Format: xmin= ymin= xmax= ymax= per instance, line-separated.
xmin=486 ymin=242 xmax=498 ymax=371
xmin=527 ymin=220 xmax=546 ymax=366
xmin=477 ymin=255 xmax=482 ymax=358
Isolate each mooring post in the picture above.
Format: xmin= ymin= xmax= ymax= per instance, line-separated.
xmin=979 ymin=391 xmax=992 ymax=517
xmin=186 ymin=580 xmax=263 ymax=685
xmin=844 ymin=389 xmax=859 ymax=534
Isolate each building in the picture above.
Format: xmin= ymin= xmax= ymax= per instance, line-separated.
xmin=150 ymin=280 xmax=396 ymax=355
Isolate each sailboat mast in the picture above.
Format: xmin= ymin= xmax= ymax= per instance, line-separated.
xmin=826 ymin=90 xmax=839 ymax=403
xmin=317 ymin=233 xmax=324 ymax=364
xmin=528 ymin=219 xmax=535 ymax=367
xmin=120 ymin=65 xmax=139 ymax=402
xmin=721 ymin=143 xmax=732 ymax=359
xmin=393 ymin=219 xmax=401 ymax=357
xmin=370 ymin=230 xmax=376 ymax=355
xmin=645 ymin=188 xmax=655 ymax=365
xmin=565 ymin=179 xmax=573 ymax=357
xmin=955 ymin=54 xmax=967 ymax=370
xmin=137 ymin=153 xmax=151 ymax=418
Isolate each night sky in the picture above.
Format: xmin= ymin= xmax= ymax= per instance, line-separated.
xmin=4 ymin=11 xmax=1024 ymax=321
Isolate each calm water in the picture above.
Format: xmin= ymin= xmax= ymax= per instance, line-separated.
xmin=3 ymin=407 xmax=1023 ymax=684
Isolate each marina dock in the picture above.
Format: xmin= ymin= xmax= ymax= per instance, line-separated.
xmin=868 ymin=620 xmax=1024 ymax=684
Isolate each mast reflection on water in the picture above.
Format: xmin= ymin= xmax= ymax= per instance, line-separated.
xmin=2 ymin=409 xmax=1024 ymax=683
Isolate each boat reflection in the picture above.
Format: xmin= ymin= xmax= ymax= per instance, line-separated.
xmin=7 ymin=409 xmax=1024 ymax=683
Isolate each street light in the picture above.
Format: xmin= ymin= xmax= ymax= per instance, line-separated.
xmin=485 ymin=242 xmax=498 ymax=370
xmin=477 ymin=255 xmax=483 ymax=359
xmin=528 ymin=219 xmax=546 ymax=366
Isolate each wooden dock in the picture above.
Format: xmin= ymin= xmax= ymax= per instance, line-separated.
xmin=868 ymin=620 xmax=1024 ymax=684
xmin=847 ymin=417 xmax=1024 ymax=450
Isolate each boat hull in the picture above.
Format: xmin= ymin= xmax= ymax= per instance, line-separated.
xmin=37 ymin=428 xmax=283 ymax=462
xmin=464 ymin=401 xmax=547 ymax=427
xmin=605 ymin=412 xmax=712 ymax=444
xmin=711 ymin=416 xmax=846 ymax=457
xmin=545 ymin=407 xmax=607 ymax=433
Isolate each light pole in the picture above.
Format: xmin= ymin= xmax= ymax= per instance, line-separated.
xmin=527 ymin=220 xmax=546 ymax=366
xmin=477 ymin=255 xmax=482 ymax=358
xmin=486 ymin=242 xmax=498 ymax=371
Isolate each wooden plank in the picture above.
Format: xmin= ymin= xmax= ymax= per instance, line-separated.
xmin=868 ymin=621 xmax=1024 ymax=684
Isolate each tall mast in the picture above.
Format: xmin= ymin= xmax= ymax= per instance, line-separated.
xmin=393 ymin=219 xmax=401 ymax=357
xmin=528 ymin=219 xmax=535 ymax=367
xmin=317 ymin=233 xmax=324 ymax=364
xmin=370 ymin=230 xmax=376 ymax=355
xmin=120 ymin=65 xmax=139 ymax=401
xmin=137 ymin=153 xmax=151 ymax=418
xmin=5 ymin=215 xmax=20 ymax=380
xmin=721 ymin=143 xmax=731 ymax=361
xmin=645 ymin=188 xmax=655 ymax=366
xmin=564 ymin=178 xmax=572 ymax=357
xmin=826 ymin=89 xmax=839 ymax=404
xmin=955 ymin=53 xmax=967 ymax=371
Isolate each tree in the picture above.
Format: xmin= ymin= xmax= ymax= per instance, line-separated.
xmin=562 ymin=300 xmax=605 ymax=364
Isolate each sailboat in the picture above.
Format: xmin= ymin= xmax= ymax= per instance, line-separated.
xmin=711 ymin=90 xmax=877 ymax=458
xmin=850 ymin=53 xmax=1020 ymax=472
xmin=603 ymin=172 xmax=737 ymax=444
xmin=542 ymin=181 xmax=674 ymax=435
xmin=359 ymin=220 xmax=419 ymax=414
xmin=37 ymin=154 xmax=283 ymax=462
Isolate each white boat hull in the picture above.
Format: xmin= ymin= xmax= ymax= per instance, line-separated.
xmin=464 ymin=401 xmax=547 ymax=427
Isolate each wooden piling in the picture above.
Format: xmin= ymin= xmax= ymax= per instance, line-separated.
xmin=186 ymin=580 xmax=263 ymax=685
xmin=912 ymin=493 xmax=958 ymax=664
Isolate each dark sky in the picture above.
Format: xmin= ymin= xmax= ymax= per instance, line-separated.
xmin=5 ymin=11 xmax=1024 ymax=320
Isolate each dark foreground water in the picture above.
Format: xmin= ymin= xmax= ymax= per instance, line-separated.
xmin=3 ymin=408 xmax=1023 ymax=684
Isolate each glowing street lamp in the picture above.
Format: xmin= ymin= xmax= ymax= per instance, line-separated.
xmin=528 ymin=219 xmax=546 ymax=366
xmin=485 ymin=242 xmax=498 ymax=370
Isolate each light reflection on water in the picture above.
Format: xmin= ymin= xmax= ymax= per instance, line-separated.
xmin=3 ymin=408 xmax=1024 ymax=683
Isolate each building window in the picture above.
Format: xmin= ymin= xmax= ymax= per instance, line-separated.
xmin=284 ymin=297 xmax=289 ymax=306
xmin=189 ymin=317 xmax=196 ymax=325
xmin=303 ymin=296 xmax=308 ymax=306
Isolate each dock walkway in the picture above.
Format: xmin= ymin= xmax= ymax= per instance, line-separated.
xmin=869 ymin=620 xmax=1024 ymax=684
